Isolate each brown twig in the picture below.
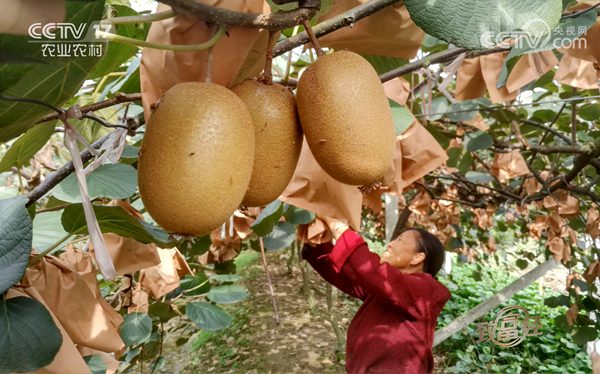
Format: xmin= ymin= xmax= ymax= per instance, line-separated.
xmin=158 ymin=0 xmax=319 ymax=30
xmin=274 ymin=0 xmax=401 ymax=56
xmin=260 ymin=31 xmax=279 ymax=84
xmin=301 ymin=19 xmax=324 ymax=57
xmin=258 ymin=237 xmax=280 ymax=325
xmin=36 ymin=93 xmax=142 ymax=124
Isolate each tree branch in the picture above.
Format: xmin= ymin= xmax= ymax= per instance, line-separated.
xmin=158 ymin=0 xmax=318 ymax=30
xmin=25 ymin=134 xmax=111 ymax=207
xmin=379 ymin=46 xmax=510 ymax=83
xmin=36 ymin=93 xmax=142 ymax=124
xmin=273 ymin=0 xmax=401 ymax=56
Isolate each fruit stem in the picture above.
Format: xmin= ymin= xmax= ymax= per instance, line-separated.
xmin=100 ymin=9 xmax=177 ymax=25
xmin=282 ymin=25 xmax=299 ymax=85
xmin=301 ymin=19 xmax=324 ymax=57
xmin=95 ymin=26 xmax=227 ymax=51
xmin=260 ymin=31 xmax=279 ymax=85
xmin=204 ymin=25 xmax=219 ymax=83
xmin=259 ymin=237 xmax=281 ymax=325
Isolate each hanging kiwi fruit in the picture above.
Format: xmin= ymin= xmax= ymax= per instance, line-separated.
xmin=137 ymin=82 xmax=255 ymax=236
xmin=296 ymin=49 xmax=396 ymax=186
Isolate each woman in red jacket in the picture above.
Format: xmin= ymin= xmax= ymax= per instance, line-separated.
xmin=302 ymin=221 xmax=451 ymax=374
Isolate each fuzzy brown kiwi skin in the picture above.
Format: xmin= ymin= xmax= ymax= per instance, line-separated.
xmin=137 ymin=82 xmax=255 ymax=236
xmin=232 ymin=79 xmax=302 ymax=207
xmin=296 ymin=50 xmax=396 ymax=186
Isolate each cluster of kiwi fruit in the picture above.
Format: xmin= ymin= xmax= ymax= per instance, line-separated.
xmin=137 ymin=50 xmax=395 ymax=236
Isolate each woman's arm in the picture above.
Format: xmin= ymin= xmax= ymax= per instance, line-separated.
xmin=301 ymin=242 xmax=365 ymax=300
xmin=328 ymin=229 xmax=436 ymax=318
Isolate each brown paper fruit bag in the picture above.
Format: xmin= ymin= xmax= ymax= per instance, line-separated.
xmin=140 ymin=1 xmax=273 ymax=122
xmin=280 ymin=139 xmax=363 ymax=230
xmin=21 ymin=256 xmax=124 ymax=353
xmin=6 ymin=287 xmax=92 ymax=374
xmin=456 ymin=51 xmax=557 ymax=103
xmin=316 ymin=1 xmax=424 ymax=59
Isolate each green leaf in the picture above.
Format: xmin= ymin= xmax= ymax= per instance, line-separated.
xmin=61 ymin=203 xmax=171 ymax=245
xmin=87 ymin=5 xmax=148 ymax=79
xmin=465 ymin=132 xmax=493 ymax=152
xmin=465 ymin=171 xmax=494 ymax=184
xmin=120 ymin=312 xmax=152 ymax=346
xmin=180 ymin=273 xmax=211 ymax=296
xmin=458 ymin=152 xmax=473 ymax=174
xmin=389 ymin=101 xmax=414 ymax=136
xmin=83 ymin=355 xmax=107 ymax=374
xmin=186 ymin=301 xmax=232 ymax=331
xmin=0 ymin=197 xmax=32 ymax=294
xmin=516 ymin=258 xmax=529 ymax=270
xmin=263 ymin=222 xmax=296 ymax=250
xmin=283 ymin=204 xmax=315 ymax=225
xmin=405 ymin=0 xmax=562 ymax=49
xmin=0 ymin=0 xmax=106 ymax=142
xmin=0 ymin=297 xmax=62 ymax=373
xmin=209 ymin=274 xmax=241 ymax=283
xmin=148 ymin=302 xmax=177 ymax=323
xmin=578 ymin=104 xmax=600 ymax=121
xmin=571 ymin=326 xmax=598 ymax=345
xmin=362 ymin=55 xmax=407 ymax=75
xmin=52 ymin=163 xmax=138 ymax=203
xmin=251 ymin=200 xmax=284 ymax=236
xmin=0 ymin=123 xmax=54 ymax=172
xmin=497 ymin=11 xmax=597 ymax=88
xmin=32 ymin=211 xmax=70 ymax=252
xmin=206 ymin=285 xmax=249 ymax=304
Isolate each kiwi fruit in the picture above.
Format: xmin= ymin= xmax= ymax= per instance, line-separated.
xmin=138 ymin=82 xmax=255 ymax=236
xmin=232 ymin=80 xmax=302 ymax=207
xmin=296 ymin=50 xmax=395 ymax=186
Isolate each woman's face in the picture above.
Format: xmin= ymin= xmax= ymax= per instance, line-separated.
xmin=380 ymin=230 xmax=426 ymax=271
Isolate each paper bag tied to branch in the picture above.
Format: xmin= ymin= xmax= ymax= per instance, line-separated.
xmin=140 ymin=248 xmax=193 ymax=299
xmin=140 ymin=0 xmax=272 ymax=122
xmin=280 ymin=139 xmax=363 ymax=230
xmin=316 ymin=1 xmax=424 ymax=59
xmin=490 ymin=150 xmax=529 ymax=183
xmin=455 ymin=51 xmax=558 ymax=104
xmin=21 ymin=255 xmax=124 ymax=353
xmin=6 ymin=287 xmax=92 ymax=374
xmin=555 ymin=20 xmax=600 ymax=89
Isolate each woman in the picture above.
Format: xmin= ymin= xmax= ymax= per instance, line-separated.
xmin=302 ymin=221 xmax=451 ymax=374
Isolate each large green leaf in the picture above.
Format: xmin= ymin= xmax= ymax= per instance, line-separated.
xmin=497 ymin=11 xmax=597 ymax=88
xmin=404 ymin=0 xmax=562 ymax=50
xmin=251 ymin=200 xmax=284 ymax=236
xmin=32 ymin=211 xmax=70 ymax=252
xmin=0 ymin=197 xmax=32 ymax=294
xmin=186 ymin=301 xmax=232 ymax=331
xmin=61 ymin=203 xmax=171 ymax=246
xmin=465 ymin=132 xmax=493 ymax=152
xmin=119 ymin=312 xmax=152 ymax=347
xmin=206 ymin=285 xmax=249 ymax=304
xmin=52 ymin=163 xmax=138 ymax=203
xmin=0 ymin=123 xmax=55 ymax=172
xmin=283 ymin=204 xmax=315 ymax=225
xmin=0 ymin=0 xmax=105 ymax=142
xmin=83 ymin=355 xmax=108 ymax=374
xmin=389 ymin=101 xmax=414 ymax=136
xmin=0 ymin=297 xmax=62 ymax=374
xmin=263 ymin=222 xmax=296 ymax=250
xmin=361 ymin=55 xmax=407 ymax=75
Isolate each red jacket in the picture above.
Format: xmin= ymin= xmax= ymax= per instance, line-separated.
xmin=302 ymin=229 xmax=451 ymax=374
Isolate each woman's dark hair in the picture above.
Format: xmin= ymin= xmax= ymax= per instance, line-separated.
xmin=395 ymin=228 xmax=446 ymax=277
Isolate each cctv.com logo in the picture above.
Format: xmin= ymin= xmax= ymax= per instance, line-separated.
xmin=27 ymin=22 xmax=113 ymax=58
xmin=480 ymin=19 xmax=588 ymax=50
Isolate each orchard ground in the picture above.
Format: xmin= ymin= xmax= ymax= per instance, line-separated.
xmin=158 ymin=248 xmax=570 ymax=374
